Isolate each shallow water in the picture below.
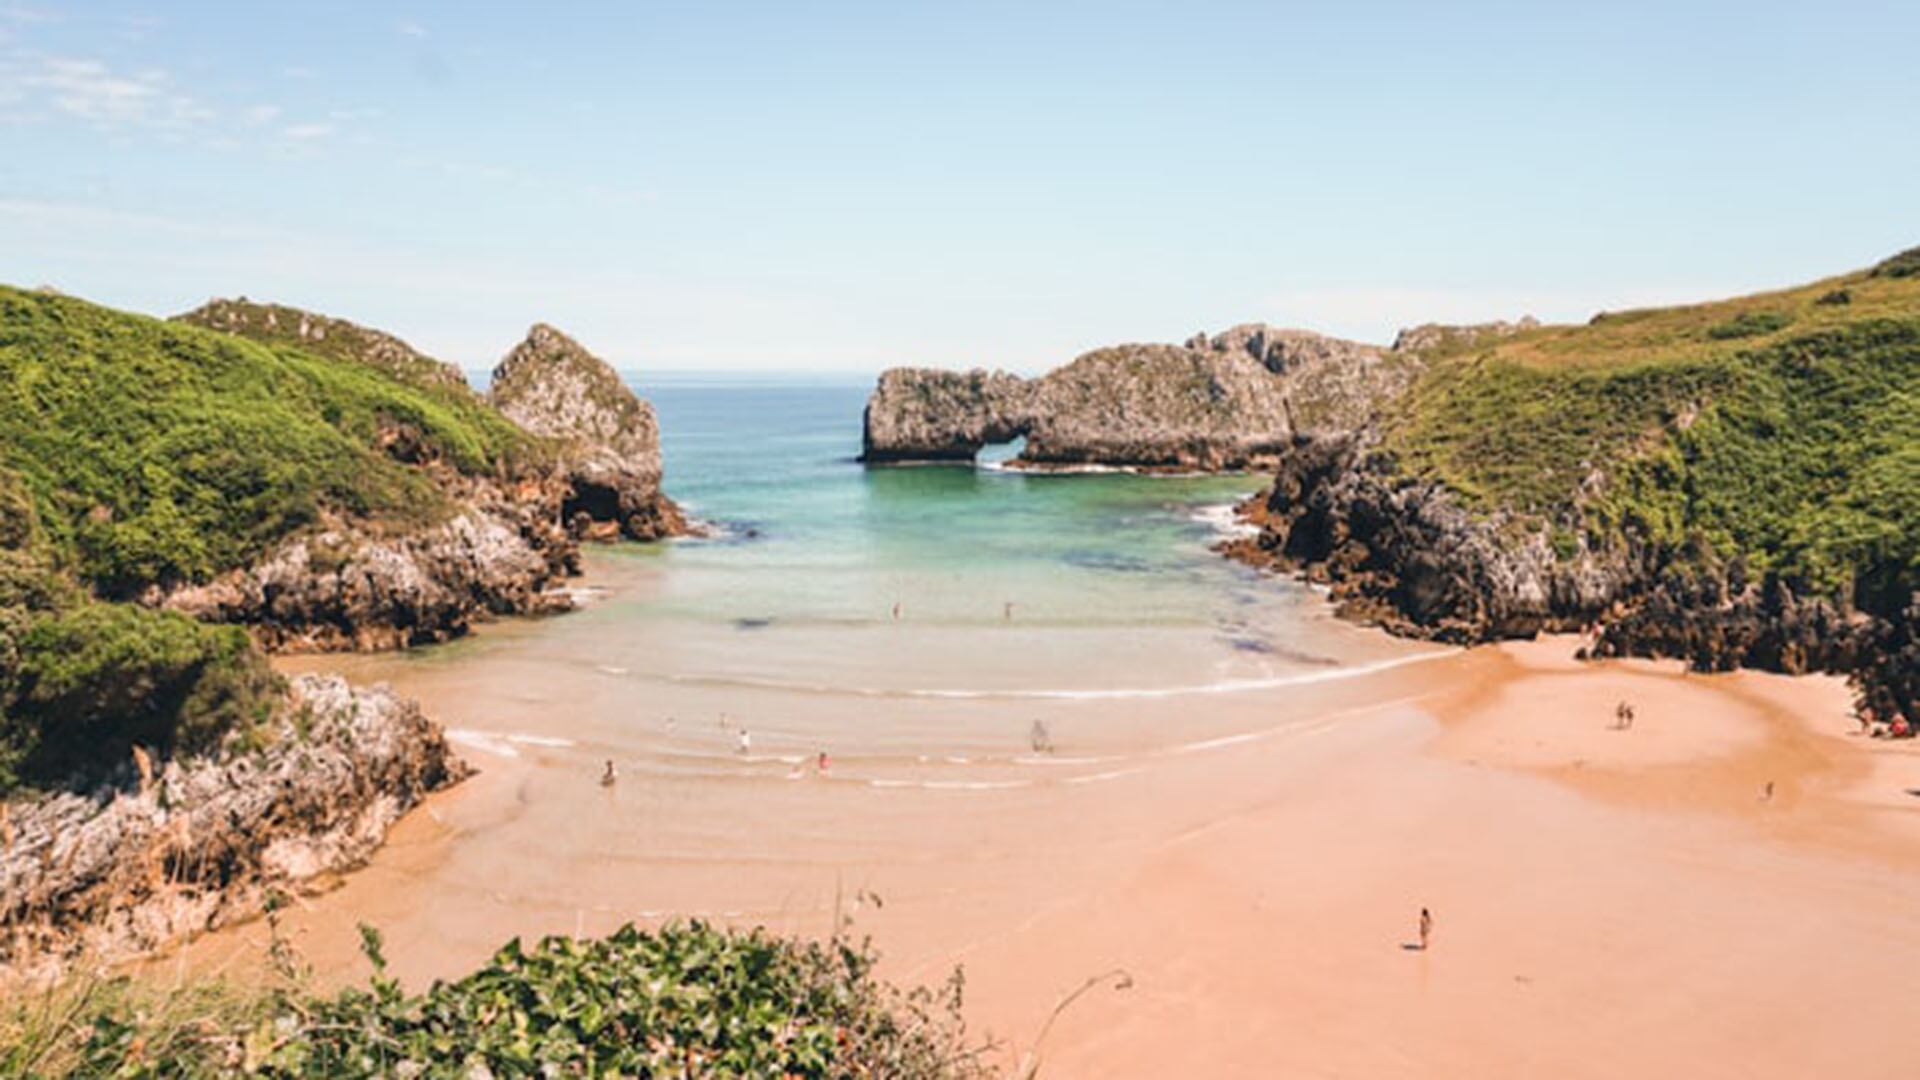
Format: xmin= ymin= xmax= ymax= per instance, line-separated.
xmin=240 ymin=374 xmax=1440 ymax=989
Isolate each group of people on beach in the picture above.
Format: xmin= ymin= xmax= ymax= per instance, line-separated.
xmin=1611 ymin=700 xmax=1637 ymax=730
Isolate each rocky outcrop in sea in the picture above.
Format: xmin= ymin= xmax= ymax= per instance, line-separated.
xmin=491 ymin=324 xmax=689 ymax=541
xmin=0 ymin=675 xmax=467 ymax=981
xmin=862 ymin=324 xmax=1412 ymax=470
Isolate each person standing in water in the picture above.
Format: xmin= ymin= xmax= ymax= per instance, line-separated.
xmin=816 ymin=749 xmax=831 ymax=775
xmin=1418 ymin=907 xmax=1434 ymax=951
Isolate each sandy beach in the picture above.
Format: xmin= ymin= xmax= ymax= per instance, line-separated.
xmin=153 ymin=545 xmax=1920 ymax=1079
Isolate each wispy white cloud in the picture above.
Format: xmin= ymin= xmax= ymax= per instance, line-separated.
xmin=280 ymin=121 xmax=333 ymax=140
xmin=0 ymin=5 xmax=59 ymax=25
xmin=280 ymin=64 xmax=316 ymax=80
xmin=242 ymin=103 xmax=280 ymax=125
xmin=397 ymin=19 xmax=428 ymax=38
xmin=9 ymin=55 xmax=208 ymax=126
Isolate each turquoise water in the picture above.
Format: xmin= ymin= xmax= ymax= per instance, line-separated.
xmin=640 ymin=374 xmax=1266 ymax=621
xmin=579 ymin=373 xmax=1397 ymax=696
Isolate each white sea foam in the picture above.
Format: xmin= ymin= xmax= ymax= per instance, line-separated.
xmin=667 ymin=649 xmax=1446 ymax=701
xmin=504 ymin=733 xmax=575 ymax=748
xmin=1063 ymin=766 xmax=1146 ymax=785
xmin=446 ymin=729 xmax=575 ymax=756
xmin=1191 ymin=501 xmax=1259 ymax=541
xmin=868 ymin=777 xmax=1033 ymax=791
xmin=446 ymin=729 xmax=519 ymax=758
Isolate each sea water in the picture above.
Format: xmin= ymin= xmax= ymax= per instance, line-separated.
xmin=587 ymin=373 xmax=1406 ymax=698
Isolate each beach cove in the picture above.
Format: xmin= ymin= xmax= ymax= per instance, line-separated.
xmin=161 ymin=377 xmax=1920 ymax=1078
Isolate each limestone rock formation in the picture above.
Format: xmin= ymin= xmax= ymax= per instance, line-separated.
xmin=0 ymin=675 xmax=467 ymax=979
xmin=490 ymin=324 xmax=687 ymax=540
xmin=178 ymin=297 xmax=473 ymax=393
xmin=1223 ymin=432 xmax=1913 ymax=721
xmin=161 ymin=482 xmax=579 ymax=652
xmin=861 ymin=368 xmax=1029 ymax=463
xmin=1390 ymin=317 xmax=1540 ymax=356
xmin=1223 ymin=433 xmax=1624 ymax=641
xmin=862 ymin=325 xmax=1412 ymax=471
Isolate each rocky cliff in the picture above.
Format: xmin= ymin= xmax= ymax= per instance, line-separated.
xmin=0 ymin=675 xmax=467 ymax=980
xmin=491 ymin=324 xmax=688 ymax=541
xmin=1224 ymin=255 xmax=1920 ymax=723
xmin=862 ymin=324 xmax=1412 ymax=470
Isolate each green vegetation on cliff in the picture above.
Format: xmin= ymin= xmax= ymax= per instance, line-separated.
xmin=0 ymin=285 xmax=545 ymax=794
xmin=1387 ymin=258 xmax=1920 ymax=610
xmin=0 ymin=286 xmax=539 ymax=594
xmin=2 ymin=921 xmax=989 ymax=1079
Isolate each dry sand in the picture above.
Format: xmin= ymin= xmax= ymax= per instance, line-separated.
xmin=165 ymin=633 xmax=1920 ymax=1078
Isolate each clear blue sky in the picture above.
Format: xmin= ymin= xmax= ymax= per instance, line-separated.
xmin=1 ymin=2 xmax=1915 ymax=373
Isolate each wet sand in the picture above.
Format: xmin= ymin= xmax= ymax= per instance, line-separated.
xmin=168 ymin=565 xmax=1920 ymax=1076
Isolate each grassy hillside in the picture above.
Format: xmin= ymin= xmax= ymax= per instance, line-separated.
xmin=1386 ymin=248 xmax=1920 ymax=610
xmin=0 ymin=285 xmax=549 ymax=793
xmin=0 ymin=286 xmax=539 ymax=594
xmin=176 ymin=297 xmax=476 ymax=396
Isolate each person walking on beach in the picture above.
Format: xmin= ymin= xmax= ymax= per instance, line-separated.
xmin=891 ymin=601 xmax=902 ymax=621
xmin=1030 ymin=719 xmax=1054 ymax=754
xmin=816 ymin=749 xmax=831 ymax=775
xmin=1418 ymin=907 xmax=1433 ymax=951
xmin=1004 ymin=601 xmax=1016 ymax=621
xmin=600 ymin=760 xmax=618 ymax=787
xmin=737 ymin=728 xmax=752 ymax=756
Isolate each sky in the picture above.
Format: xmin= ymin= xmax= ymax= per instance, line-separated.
xmin=0 ymin=2 xmax=1916 ymax=374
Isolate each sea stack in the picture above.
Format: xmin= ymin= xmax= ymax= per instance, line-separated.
xmin=860 ymin=324 xmax=1412 ymax=471
xmin=490 ymin=323 xmax=687 ymax=540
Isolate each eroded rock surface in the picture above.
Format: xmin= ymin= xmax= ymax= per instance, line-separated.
xmin=1223 ymin=433 xmax=1916 ymax=722
xmin=862 ymin=325 xmax=1412 ymax=470
xmin=0 ymin=675 xmax=468 ymax=980
xmin=162 ymin=479 xmax=579 ymax=651
xmin=491 ymin=324 xmax=687 ymax=540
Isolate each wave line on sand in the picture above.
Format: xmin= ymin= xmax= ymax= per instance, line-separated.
xmin=664 ymin=650 xmax=1448 ymax=702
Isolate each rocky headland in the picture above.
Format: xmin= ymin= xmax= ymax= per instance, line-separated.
xmin=1222 ymin=253 xmax=1920 ymax=723
xmin=168 ymin=301 xmax=690 ymax=648
xmin=490 ymin=323 xmax=688 ymax=542
xmin=0 ymin=285 xmax=690 ymax=976
xmin=862 ymin=323 xmax=1413 ymax=470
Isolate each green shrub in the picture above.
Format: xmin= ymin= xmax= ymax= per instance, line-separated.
xmin=3 ymin=602 xmax=280 ymax=790
xmin=5 ymin=922 xmax=991 ymax=1079
xmin=1872 ymin=245 xmax=1920 ymax=279
xmin=1705 ymin=310 xmax=1794 ymax=340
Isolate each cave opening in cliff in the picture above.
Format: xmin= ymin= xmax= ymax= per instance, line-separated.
xmin=976 ymin=435 xmax=1027 ymax=467
xmin=564 ymin=482 xmax=622 ymax=524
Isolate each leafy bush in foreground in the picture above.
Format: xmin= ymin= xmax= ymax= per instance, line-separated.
xmin=2 ymin=922 xmax=993 ymax=1079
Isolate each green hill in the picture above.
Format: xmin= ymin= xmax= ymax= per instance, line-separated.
xmin=0 ymin=286 xmax=541 ymax=596
xmin=0 ymin=286 xmax=545 ymax=793
xmin=1387 ymin=248 xmax=1920 ymax=613
xmin=1237 ymin=247 xmax=1919 ymax=720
